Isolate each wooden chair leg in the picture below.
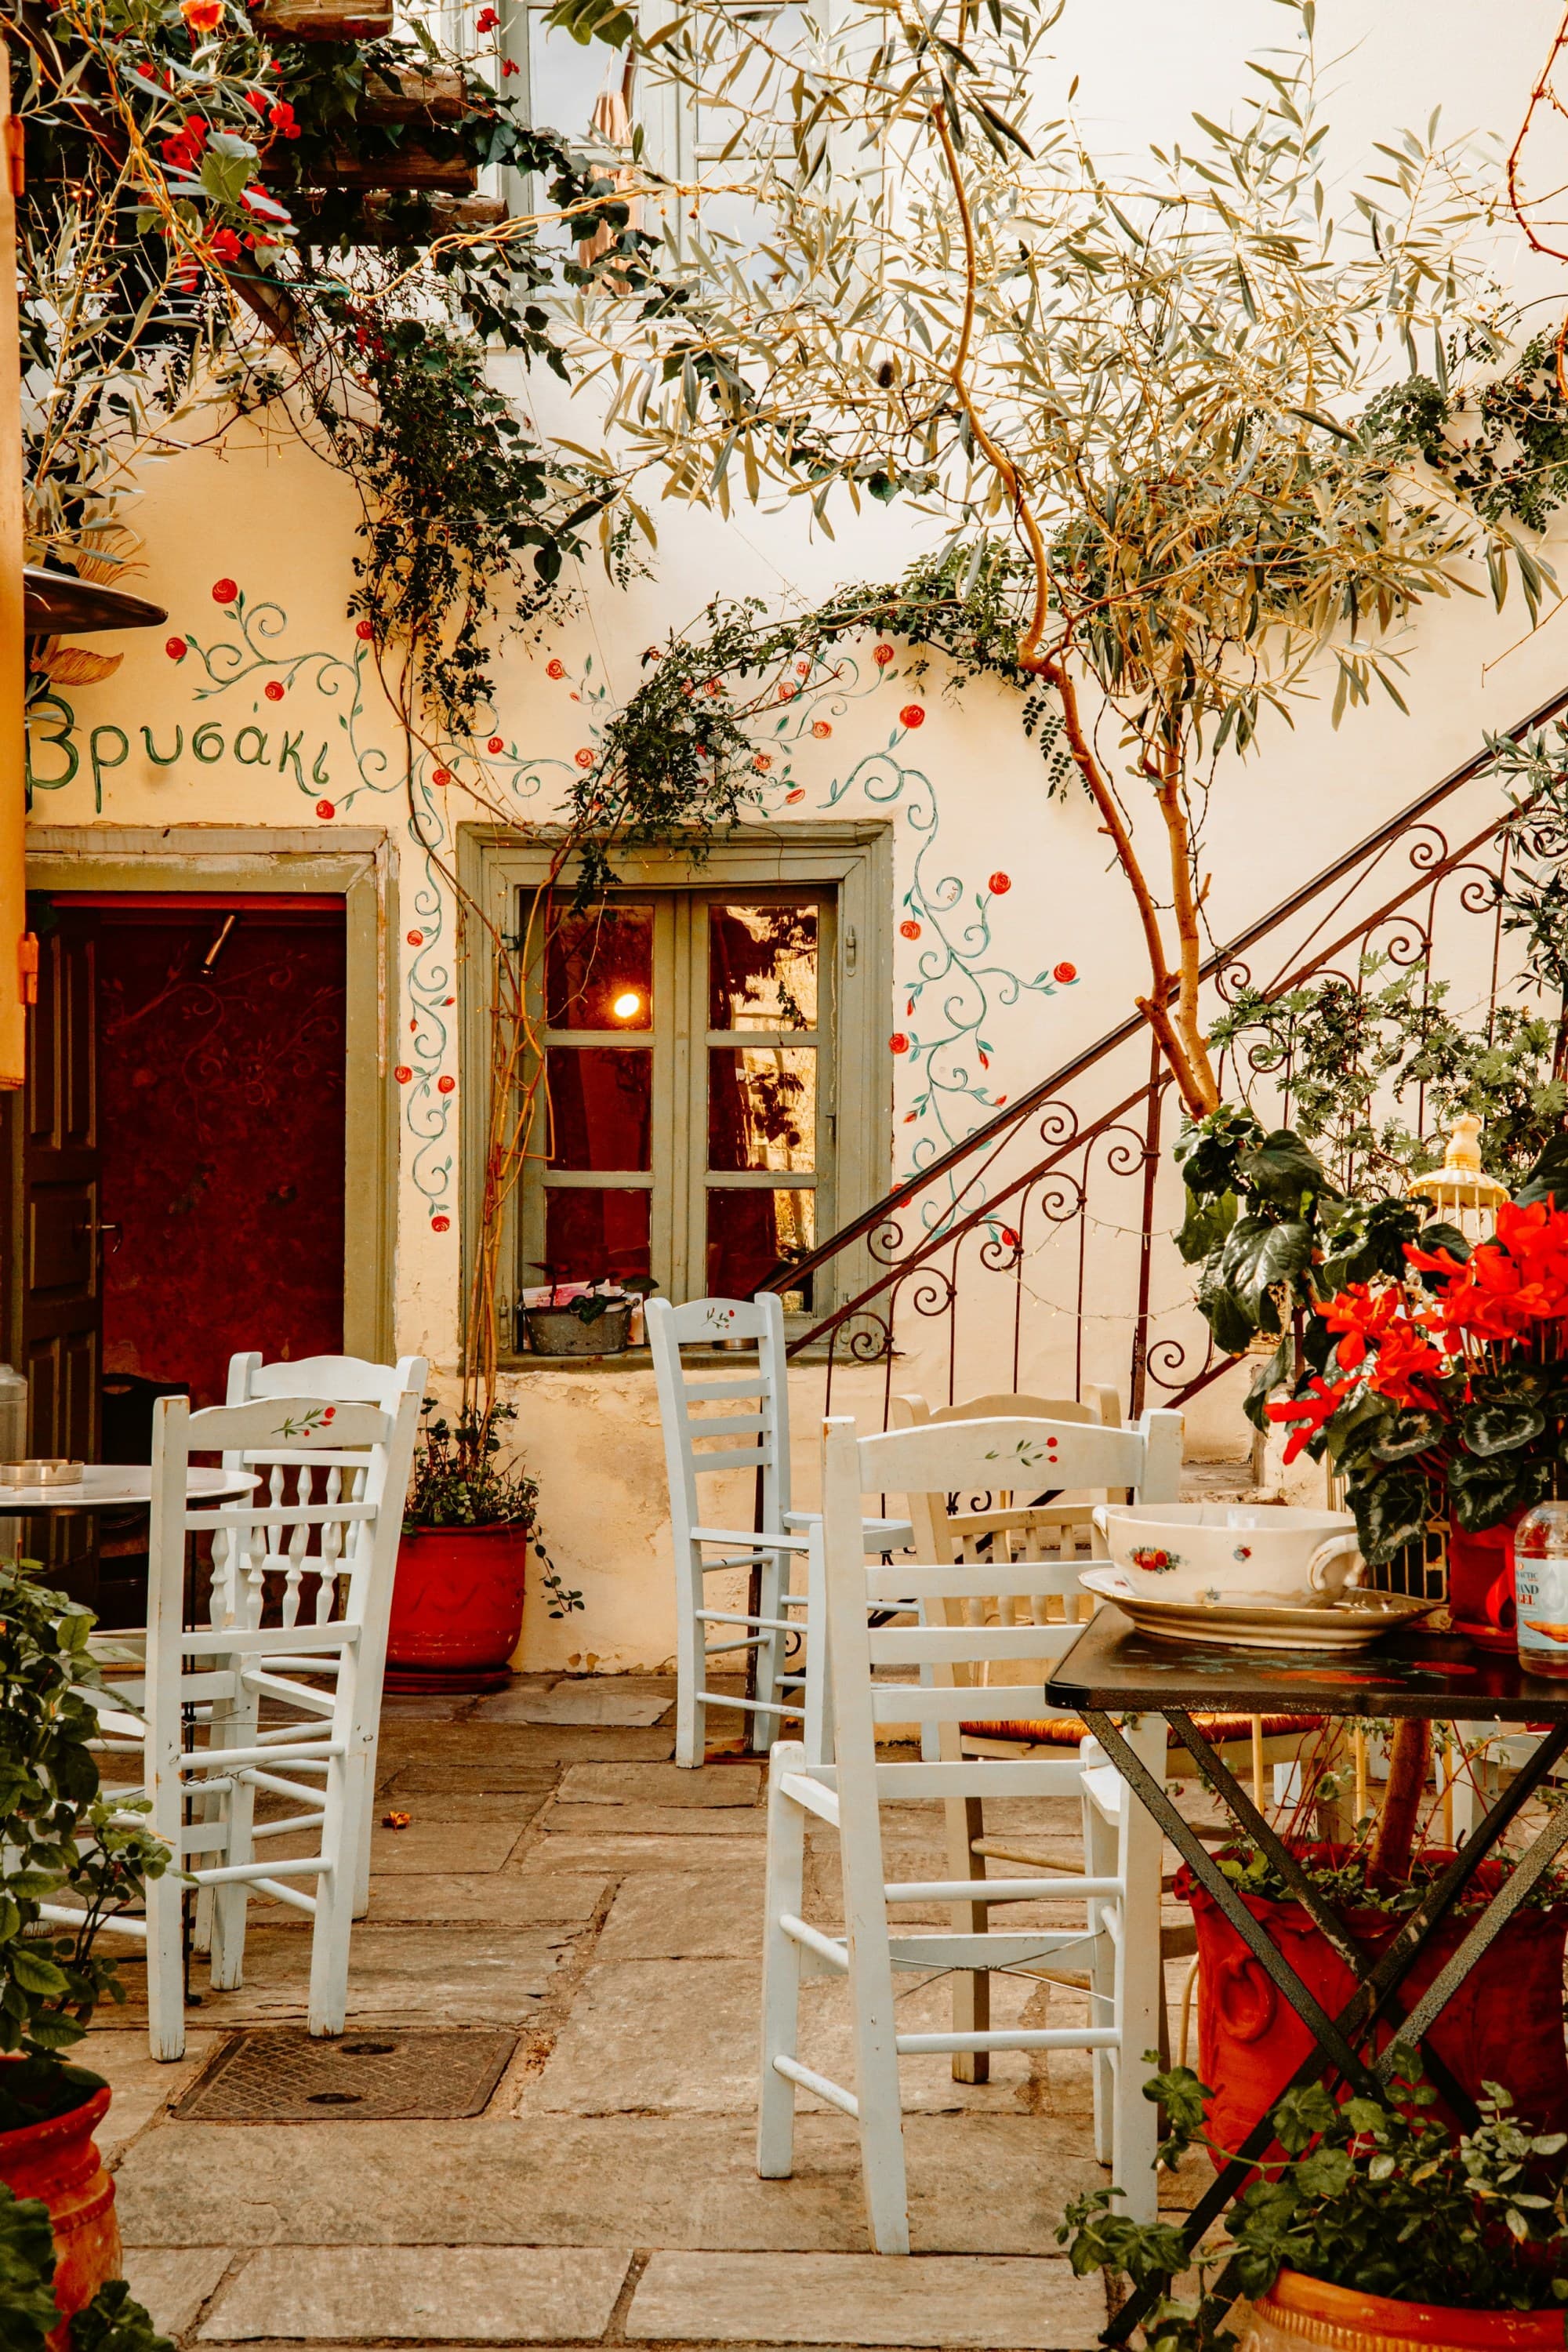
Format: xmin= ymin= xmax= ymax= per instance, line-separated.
xmin=944 ymin=1791 xmax=990 ymax=2083
xmin=145 ymin=1869 xmax=187 ymax=2064
xmin=674 ymin=1545 xmax=706 ymax=1769
xmin=757 ymin=1744 xmax=808 ymax=2178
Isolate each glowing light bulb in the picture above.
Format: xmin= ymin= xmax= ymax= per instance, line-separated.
xmin=612 ymin=990 xmax=641 ymax=1019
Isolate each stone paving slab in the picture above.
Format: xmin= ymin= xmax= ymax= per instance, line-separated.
xmin=511 ymin=1836 xmax=765 ymax=1876
xmin=472 ymin=1683 xmax=672 ymax=1726
xmin=373 ymin=1791 xmax=561 ymax=1823
xmin=626 ymin=2252 xmax=1106 ymax=2347
xmin=383 ymin=1729 xmax=675 ymax=1769
xmin=365 ymin=1874 xmax=609 ymax=1927
xmin=596 ymin=1868 xmax=766 ymax=1959
xmin=115 ymin=1927 xmax=577 ymax=2029
xmin=123 ymin=2247 xmax=233 ymax=2336
xmin=114 ymin=2114 xmax=1102 ymax=2256
xmin=198 ymin=2246 xmax=632 ymax=2341
xmin=556 ymin=1763 xmax=762 ymax=1807
xmin=535 ymin=1806 xmax=768 ymax=1839
xmin=526 ymin=1961 xmax=1045 ymax=2116
xmin=85 ymin=2031 xmax=220 ymax=2162
xmin=366 ymin=1817 xmax=535 ymax=1875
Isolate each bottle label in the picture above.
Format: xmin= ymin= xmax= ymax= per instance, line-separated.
xmin=1515 ymin=1552 xmax=1568 ymax=1667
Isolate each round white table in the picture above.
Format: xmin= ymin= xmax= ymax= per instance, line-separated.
xmin=0 ymin=1467 xmax=256 ymax=1512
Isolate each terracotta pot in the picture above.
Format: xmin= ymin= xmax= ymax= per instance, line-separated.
xmin=385 ymin=1521 xmax=530 ymax=1692
xmin=0 ymin=2078 xmax=120 ymax=2349
xmin=1238 ymin=2265 xmax=1568 ymax=2352
xmin=1179 ymin=1846 xmax=1568 ymax=2162
xmin=1446 ymin=1509 xmax=1526 ymax=1654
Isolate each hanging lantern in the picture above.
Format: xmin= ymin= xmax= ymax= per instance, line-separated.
xmin=1406 ymin=1116 xmax=1507 ymax=1244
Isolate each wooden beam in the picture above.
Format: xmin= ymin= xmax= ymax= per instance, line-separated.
xmin=361 ymin=66 xmax=469 ymax=123
xmin=248 ymin=0 xmax=392 ymax=38
xmin=291 ymin=191 xmax=506 ymax=242
xmin=0 ymin=38 xmax=28 ymax=1090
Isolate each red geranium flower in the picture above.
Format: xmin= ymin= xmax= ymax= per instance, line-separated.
xmin=899 ymin=702 xmax=924 ymax=728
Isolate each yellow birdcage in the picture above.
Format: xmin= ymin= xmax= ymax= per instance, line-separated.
xmin=1405 ymin=1116 xmax=1508 ymax=1246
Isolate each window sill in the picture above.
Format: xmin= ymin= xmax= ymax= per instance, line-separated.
xmin=499 ymin=1336 xmax=844 ymax=1374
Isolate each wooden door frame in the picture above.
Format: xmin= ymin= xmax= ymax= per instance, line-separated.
xmin=20 ymin=826 xmax=397 ymax=1359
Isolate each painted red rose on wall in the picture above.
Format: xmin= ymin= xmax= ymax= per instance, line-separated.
xmin=212 ymin=578 xmax=238 ymax=604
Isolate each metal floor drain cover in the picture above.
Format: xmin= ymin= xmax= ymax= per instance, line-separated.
xmin=175 ymin=2027 xmax=517 ymax=2122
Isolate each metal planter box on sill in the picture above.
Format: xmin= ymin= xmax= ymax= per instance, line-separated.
xmin=522 ymin=1303 xmax=632 ymax=1357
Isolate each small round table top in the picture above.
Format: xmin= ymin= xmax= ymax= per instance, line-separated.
xmin=0 ymin=1466 xmax=258 ymax=1512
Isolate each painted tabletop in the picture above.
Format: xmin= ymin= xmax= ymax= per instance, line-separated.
xmin=0 ymin=1466 xmax=257 ymax=1512
xmin=1045 ymin=1602 xmax=1568 ymax=1722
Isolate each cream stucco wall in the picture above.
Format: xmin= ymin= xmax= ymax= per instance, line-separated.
xmin=26 ymin=0 xmax=1568 ymax=1668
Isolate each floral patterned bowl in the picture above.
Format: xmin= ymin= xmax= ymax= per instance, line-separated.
xmin=1090 ymin=1502 xmax=1363 ymax=1609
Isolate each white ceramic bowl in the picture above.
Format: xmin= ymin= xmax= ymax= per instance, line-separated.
xmin=1091 ymin=1502 xmax=1363 ymax=1610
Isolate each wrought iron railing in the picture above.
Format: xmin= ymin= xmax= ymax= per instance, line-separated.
xmin=762 ymin=686 xmax=1568 ymax=1433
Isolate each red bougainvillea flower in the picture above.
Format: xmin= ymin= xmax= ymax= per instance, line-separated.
xmin=245 ymin=87 xmax=269 ymax=112
xmin=575 ymin=748 xmax=595 ymax=768
xmin=267 ymin=100 xmax=300 ymax=138
xmin=136 ymin=60 xmax=156 ymax=76
xmin=315 ymin=799 xmax=334 ymax=818
xmin=355 ymin=618 xmax=376 ymax=641
xmin=1267 ymin=1374 xmax=1356 ymax=1466
xmin=487 ymin=736 xmax=504 ymax=754
xmin=753 ymin=753 xmax=772 ymax=772
xmin=1054 ymin=960 xmax=1076 ymax=984
xmin=475 ymin=4 xmax=499 ymax=25
xmin=394 ymin=1065 xmax=412 ymax=1084
xmin=899 ymin=702 xmax=924 ymax=728
xmin=165 ymin=637 xmax=187 ymax=662
xmin=432 ymin=767 xmax=452 ymax=787
xmin=989 ymin=872 xmax=1011 ymax=895
xmin=209 ymin=227 xmax=243 ymax=265
xmin=407 ymin=930 xmax=423 ymax=947
xmin=873 ymin=644 xmax=895 ymax=666
xmin=212 ymin=577 xmax=238 ymax=604
xmin=899 ymin=919 xmax=921 ymax=940
xmin=263 ymin=680 xmax=285 ymax=702
xmin=431 ymin=1214 xmax=451 ymax=1232
xmin=888 ymin=1033 xmax=909 ymax=1054
xmin=546 ymin=658 xmax=565 ymax=679
xmin=785 ymin=787 xmax=805 ymax=804
xmin=437 ymin=1075 xmax=456 ymax=1094
xmin=501 ymin=56 xmax=519 ymax=73
xmin=812 ymin=720 xmax=832 ymax=739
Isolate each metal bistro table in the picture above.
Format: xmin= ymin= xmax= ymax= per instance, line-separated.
xmin=1046 ymin=1606 xmax=1568 ymax=2347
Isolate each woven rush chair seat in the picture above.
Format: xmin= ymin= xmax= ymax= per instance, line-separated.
xmin=963 ymin=1710 xmax=1324 ymax=1746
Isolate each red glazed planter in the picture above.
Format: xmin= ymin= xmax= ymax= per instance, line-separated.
xmin=1243 ymin=2265 xmax=1568 ymax=2352
xmin=1446 ymin=1509 xmax=1526 ymax=1653
xmin=1180 ymin=1846 xmax=1568 ymax=2163
xmin=0 ymin=2078 xmax=120 ymax=2350
xmin=385 ymin=1522 xmax=531 ymax=1692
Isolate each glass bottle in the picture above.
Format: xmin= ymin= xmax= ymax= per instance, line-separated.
xmin=1514 ymin=1502 xmax=1568 ymax=1679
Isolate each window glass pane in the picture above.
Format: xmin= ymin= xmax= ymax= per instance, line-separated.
xmin=546 ymin=902 xmax=653 ymax=1030
xmin=542 ymin=1187 xmax=652 ymax=1286
xmin=706 ymin=1187 xmax=815 ymax=1299
xmin=708 ymin=1046 xmax=815 ymax=1172
xmin=709 ymin=902 xmax=817 ymax=1030
xmin=549 ymin=1047 xmax=652 ymax=1171
xmin=527 ymin=6 xmax=610 ymax=141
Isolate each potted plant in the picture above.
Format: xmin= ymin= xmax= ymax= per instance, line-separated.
xmin=0 ymin=1562 xmax=169 ymax=2342
xmin=387 ymin=1400 xmax=582 ymax=1691
xmin=1064 ymin=2047 xmax=1568 ymax=2352
xmin=520 ymin=1270 xmax=657 ymax=1359
xmin=2 ymin=2179 xmax=172 ymax=2352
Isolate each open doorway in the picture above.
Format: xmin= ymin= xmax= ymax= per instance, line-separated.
xmin=8 ymin=891 xmax=348 ymax=1608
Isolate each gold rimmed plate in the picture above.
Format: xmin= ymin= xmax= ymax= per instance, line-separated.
xmin=1078 ymin=1566 xmax=1441 ymax=1652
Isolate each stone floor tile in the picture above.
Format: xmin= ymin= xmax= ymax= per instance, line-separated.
xmin=626 ymin=2251 xmax=1106 ymax=2347
xmin=595 ymin=1868 xmax=766 ymax=1959
xmin=556 ymin=1762 xmax=762 ymax=1807
xmin=372 ymin=1791 xmax=559 ymax=1823
xmin=383 ymin=1728 xmax=673 ymax=1768
xmin=365 ymin=1817 xmax=535 ymax=1875
xmin=365 ymin=1874 xmax=609 ymax=1927
xmin=512 ymin=1835 xmax=764 ymax=1875
xmin=114 ymin=2114 xmax=1102 ymax=2256
xmin=113 ymin=1927 xmax=577 ymax=2029
xmin=525 ymin=1960 xmax=1045 ymax=2117
xmin=535 ymin=1805 xmax=768 ymax=1838
xmin=471 ymin=1682 xmax=671 ymax=1726
xmin=80 ymin=2031 xmax=220 ymax=2162
xmin=123 ymin=2247 xmax=233 ymax=2336
xmin=198 ymin=2246 xmax=630 ymax=2342
xmin=379 ymin=1696 xmax=480 ymax=1722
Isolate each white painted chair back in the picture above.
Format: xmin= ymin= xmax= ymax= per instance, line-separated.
xmin=221 ymin=1350 xmax=426 ymax=1916
xmin=102 ymin=1387 xmax=420 ymax=2059
xmin=757 ymin=1413 xmax=1167 ymax=2252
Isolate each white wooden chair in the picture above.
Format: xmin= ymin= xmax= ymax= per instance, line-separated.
xmin=759 ymin=1414 xmax=1169 ymax=2254
xmin=647 ymin=1294 xmax=909 ymax=1766
xmin=88 ymin=1386 xmax=420 ymax=2059
xmin=220 ymin=1350 xmax=427 ymax=1918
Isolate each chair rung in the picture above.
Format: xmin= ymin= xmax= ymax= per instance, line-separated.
xmin=895 ymin=2027 xmax=1120 ymax=2054
xmin=697 ymin=1690 xmax=800 ymax=1718
xmin=885 ymin=1877 xmax=1120 ymax=1903
xmin=887 ymin=1931 xmax=1102 ymax=1970
xmin=780 ymin=1914 xmax=849 ymax=1970
xmin=252 ymin=1813 xmax=328 ymax=1839
xmin=695 ymin=1610 xmax=796 ymax=1633
xmin=252 ymin=1875 xmax=318 ymax=1915
xmin=178 ymin=1740 xmax=342 ymax=1773
xmin=702 ymin=1635 xmax=767 ymax=1656
xmin=691 ymin=1525 xmax=810 ymax=1552
xmin=771 ymin=2054 xmax=858 ymax=2117
xmin=192 ymin=1854 xmax=329 ymax=1886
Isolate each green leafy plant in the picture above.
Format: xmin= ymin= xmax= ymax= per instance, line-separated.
xmin=405 ymin=1400 xmax=582 ymax=1618
xmin=1062 ymin=2049 xmax=1568 ymax=2346
xmin=0 ymin=2181 xmax=172 ymax=2352
xmin=0 ymin=1562 xmax=169 ymax=2132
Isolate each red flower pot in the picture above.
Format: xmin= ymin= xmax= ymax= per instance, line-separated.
xmin=1447 ymin=1509 xmax=1525 ymax=1653
xmin=1246 ymin=2266 xmax=1568 ymax=2352
xmin=385 ymin=1523 xmax=531 ymax=1693
xmin=0 ymin=2075 xmax=120 ymax=2349
xmin=1180 ymin=1846 xmax=1568 ymax=2163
